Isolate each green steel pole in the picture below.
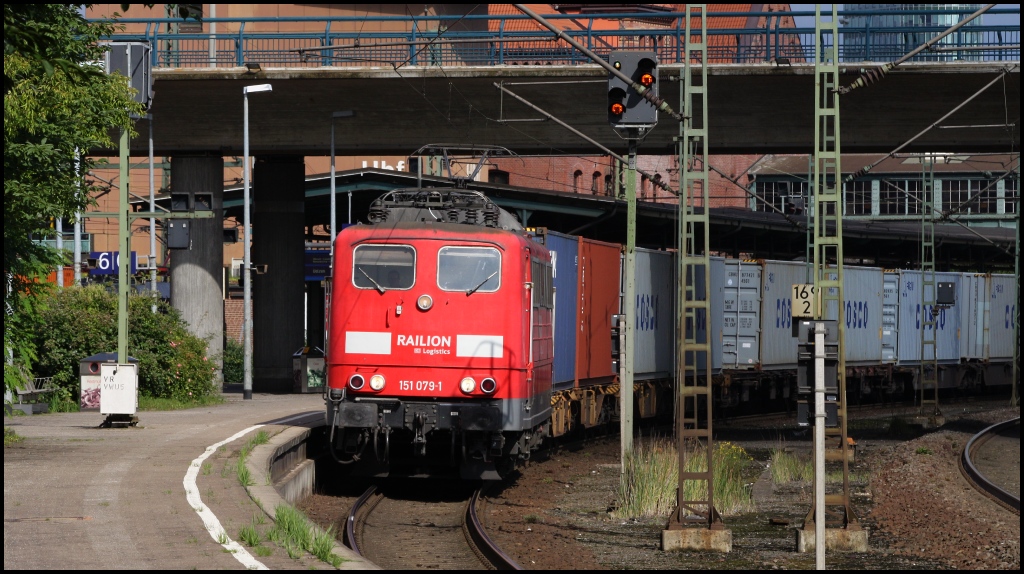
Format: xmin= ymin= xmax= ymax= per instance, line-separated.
xmin=622 ymin=136 xmax=637 ymax=460
xmin=117 ymin=128 xmax=130 ymax=363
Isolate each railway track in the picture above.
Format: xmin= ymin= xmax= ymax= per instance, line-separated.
xmin=343 ymin=484 xmax=522 ymax=570
xmin=959 ymin=416 xmax=1021 ymax=515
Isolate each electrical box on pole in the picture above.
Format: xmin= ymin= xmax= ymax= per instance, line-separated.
xmin=796 ymin=319 xmax=839 ymax=428
xmin=607 ymin=51 xmax=658 ymax=129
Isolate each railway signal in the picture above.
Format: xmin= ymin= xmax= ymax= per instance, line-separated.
xmin=607 ymin=50 xmax=658 ymax=129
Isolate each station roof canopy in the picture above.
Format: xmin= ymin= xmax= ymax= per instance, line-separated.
xmin=218 ymin=168 xmax=1016 ymax=272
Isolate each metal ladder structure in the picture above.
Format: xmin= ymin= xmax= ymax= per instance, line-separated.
xmin=804 ymin=5 xmax=858 ymax=531
xmin=919 ymin=154 xmax=941 ymax=415
xmin=668 ymin=4 xmax=722 ymax=531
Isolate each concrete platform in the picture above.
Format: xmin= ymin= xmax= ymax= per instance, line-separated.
xmin=662 ymin=527 xmax=733 ymax=552
xmin=796 ymin=527 xmax=870 ymax=553
xmin=3 ymin=389 xmax=376 ymax=570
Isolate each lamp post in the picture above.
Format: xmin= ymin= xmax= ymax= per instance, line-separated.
xmin=329 ymin=110 xmax=355 ymax=258
xmin=242 ymin=83 xmax=272 ymax=401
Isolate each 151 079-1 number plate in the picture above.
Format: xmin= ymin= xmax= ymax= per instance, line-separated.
xmin=398 ymin=380 xmax=443 ymax=392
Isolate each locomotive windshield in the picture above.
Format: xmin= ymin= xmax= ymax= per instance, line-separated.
xmin=438 ymin=246 xmax=501 ymax=294
xmin=353 ymin=244 xmax=415 ymax=291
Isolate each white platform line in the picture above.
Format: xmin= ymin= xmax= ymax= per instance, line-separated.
xmin=184 ymin=412 xmax=313 ymax=570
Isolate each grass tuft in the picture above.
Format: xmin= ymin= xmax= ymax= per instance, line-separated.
xmin=5 ymin=427 xmax=25 ymax=447
xmin=614 ymin=438 xmax=754 ymax=519
xmin=769 ymin=447 xmax=813 ymax=484
xmin=239 ymin=523 xmax=262 ymax=547
xmin=266 ymin=504 xmax=346 ymax=566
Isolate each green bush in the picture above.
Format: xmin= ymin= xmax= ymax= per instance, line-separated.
xmin=32 ymin=284 xmax=217 ymax=405
xmin=222 ymin=337 xmax=243 ymax=383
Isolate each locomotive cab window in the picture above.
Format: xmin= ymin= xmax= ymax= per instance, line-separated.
xmin=353 ymin=244 xmax=415 ymax=291
xmin=438 ymin=246 xmax=501 ymax=293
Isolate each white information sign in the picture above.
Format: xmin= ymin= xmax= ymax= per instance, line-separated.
xmin=792 ymin=284 xmax=818 ymax=318
xmin=99 ymin=363 xmax=138 ymax=416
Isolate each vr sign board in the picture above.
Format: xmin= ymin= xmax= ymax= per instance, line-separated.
xmin=99 ymin=363 xmax=138 ymax=416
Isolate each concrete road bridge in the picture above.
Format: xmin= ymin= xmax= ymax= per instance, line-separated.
xmin=106 ymin=9 xmax=1021 ymax=156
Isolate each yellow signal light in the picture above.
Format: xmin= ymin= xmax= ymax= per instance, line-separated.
xmin=610 ymin=102 xmax=625 ymax=116
xmin=640 ymin=73 xmax=655 ymax=87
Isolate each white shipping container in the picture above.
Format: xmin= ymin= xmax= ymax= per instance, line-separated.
xmin=759 ymin=260 xmax=808 ymax=369
xmin=723 ymin=260 xmax=762 ymax=368
xmin=987 ymin=274 xmax=1016 ymax=361
xmin=632 ymin=248 xmax=676 ymax=378
xmin=881 ymin=271 xmax=899 ymax=363
xmin=896 ymin=270 xmax=961 ymax=365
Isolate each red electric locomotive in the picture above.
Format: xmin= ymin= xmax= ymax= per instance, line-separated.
xmin=325 ymin=189 xmax=553 ymax=479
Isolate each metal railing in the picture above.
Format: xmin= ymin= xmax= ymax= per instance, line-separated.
xmin=94 ymin=8 xmax=1020 ymax=70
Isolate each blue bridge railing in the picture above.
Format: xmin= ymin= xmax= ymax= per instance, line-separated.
xmin=97 ymin=8 xmax=1020 ymax=70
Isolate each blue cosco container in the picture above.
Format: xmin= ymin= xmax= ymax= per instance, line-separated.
xmin=537 ymin=230 xmax=579 ymax=391
xmin=896 ymin=270 xmax=961 ymax=365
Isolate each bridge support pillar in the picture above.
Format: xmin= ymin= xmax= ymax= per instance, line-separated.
xmin=253 ymin=156 xmax=306 ymax=392
xmin=169 ymin=155 xmax=225 ymax=385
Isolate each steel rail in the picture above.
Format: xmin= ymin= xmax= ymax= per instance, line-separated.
xmin=959 ymin=417 xmax=1021 ymax=515
xmin=465 ymin=486 xmax=523 ymax=570
xmin=342 ymin=485 xmax=521 ymax=569
xmin=343 ymin=485 xmax=382 ymax=555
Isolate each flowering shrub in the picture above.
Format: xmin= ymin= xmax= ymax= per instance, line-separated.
xmin=32 ymin=285 xmax=217 ymax=405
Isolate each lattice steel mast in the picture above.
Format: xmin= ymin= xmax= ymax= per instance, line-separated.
xmin=804 ymin=4 xmax=858 ymax=531
xmin=920 ymin=154 xmax=941 ymax=416
xmin=668 ymin=4 xmax=722 ymax=531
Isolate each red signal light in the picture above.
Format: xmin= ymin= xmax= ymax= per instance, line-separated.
xmin=610 ymin=102 xmax=625 ymax=116
xmin=640 ymin=73 xmax=655 ymax=87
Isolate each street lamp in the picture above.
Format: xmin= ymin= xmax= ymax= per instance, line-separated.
xmin=242 ymin=83 xmax=272 ymax=401
xmin=329 ymin=110 xmax=355 ymax=258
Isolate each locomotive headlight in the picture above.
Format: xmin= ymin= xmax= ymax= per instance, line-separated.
xmin=369 ymin=374 xmax=386 ymax=391
xmin=348 ymin=374 xmax=365 ymax=390
xmin=416 ymin=294 xmax=433 ymax=311
xmin=480 ymin=377 xmax=497 ymax=394
xmin=460 ymin=377 xmax=476 ymax=394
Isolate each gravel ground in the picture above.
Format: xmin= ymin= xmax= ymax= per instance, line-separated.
xmin=479 ymin=403 xmax=1020 ymax=570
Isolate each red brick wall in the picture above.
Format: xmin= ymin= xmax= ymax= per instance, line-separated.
xmin=491 ymin=154 xmax=762 ymax=208
xmin=223 ymin=299 xmax=248 ymax=344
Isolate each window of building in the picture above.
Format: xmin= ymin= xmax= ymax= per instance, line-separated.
xmin=488 ymin=168 xmax=510 ymax=185
xmin=591 ymin=171 xmax=601 ymax=194
xmin=753 ymin=180 xmax=807 ymax=213
xmin=1005 ymin=177 xmax=1019 ymax=214
xmin=845 ymin=179 xmax=872 ymax=216
xmin=879 ymin=178 xmax=922 ymax=216
xmin=573 ymin=170 xmax=583 ymax=193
